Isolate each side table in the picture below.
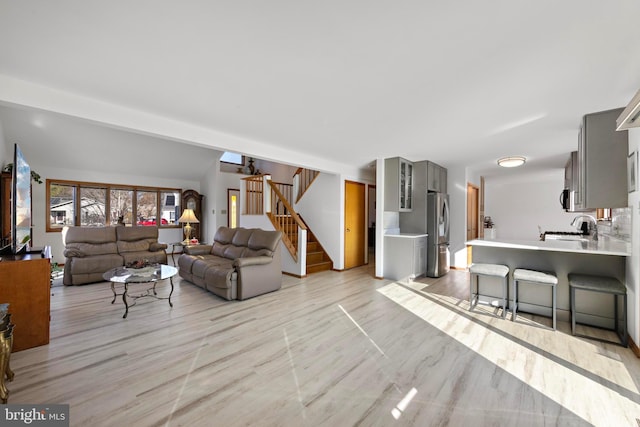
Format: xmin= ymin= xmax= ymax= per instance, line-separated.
xmin=169 ymin=242 xmax=207 ymax=266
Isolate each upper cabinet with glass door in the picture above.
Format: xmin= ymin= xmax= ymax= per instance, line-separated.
xmin=385 ymin=157 xmax=413 ymax=212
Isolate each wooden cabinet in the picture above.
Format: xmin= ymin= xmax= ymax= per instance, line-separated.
xmin=384 ymin=157 xmax=413 ymax=212
xmin=0 ymin=254 xmax=50 ymax=352
xmin=427 ymin=161 xmax=447 ymax=193
xmin=575 ymin=108 xmax=628 ymax=210
xmin=181 ymin=190 xmax=203 ymax=241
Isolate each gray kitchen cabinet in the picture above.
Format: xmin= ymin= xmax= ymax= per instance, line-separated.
xmin=564 ymin=151 xmax=577 ymax=190
xmin=564 ymin=151 xmax=589 ymax=212
xmin=383 ymin=234 xmax=428 ymax=280
xmin=385 ymin=157 xmax=413 ymax=212
xmin=575 ymin=108 xmax=628 ymax=210
xmin=427 ymin=161 xmax=447 ymax=193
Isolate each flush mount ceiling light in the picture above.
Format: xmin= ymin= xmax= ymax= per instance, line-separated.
xmin=497 ymin=156 xmax=526 ymax=168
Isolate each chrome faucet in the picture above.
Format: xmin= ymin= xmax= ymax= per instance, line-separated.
xmin=570 ymin=215 xmax=598 ymax=240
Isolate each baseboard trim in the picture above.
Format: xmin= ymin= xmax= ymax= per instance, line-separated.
xmin=629 ymin=335 xmax=640 ymax=358
xmin=283 ymin=271 xmax=305 ymax=279
xmin=450 ymin=266 xmax=468 ymax=271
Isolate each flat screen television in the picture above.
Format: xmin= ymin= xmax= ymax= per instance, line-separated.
xmin=1 ymin=144 xmax=31 ymax=255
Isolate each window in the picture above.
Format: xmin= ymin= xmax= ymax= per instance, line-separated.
xmin=161 ymin=191 xmax=181 ymax=224
xmin=48 ymin=183 xmax=76 ymax=229
xmin=46 ymin=179 xmax=182 ymax=232
xmin=220 ymin=151 xmax=244 ymax=165
xmin=230 ymin=193 xmax=238 ymax=228
xmin=136 ymin=191 xmax=158 ymax=226
xmin=80 ymin=187 xmax=106 ymax=226
xmin=110 ymin=189 xmax=133 ymax=225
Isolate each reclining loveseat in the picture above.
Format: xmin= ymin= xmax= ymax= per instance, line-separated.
xmin=177 ymin=226 xmax=283 ymax=300
xmin=62 ymin=225 xmax=168 ymax=285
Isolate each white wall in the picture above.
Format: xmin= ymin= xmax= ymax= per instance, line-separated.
xmin=199 ymin=158 xmax=220 ymax=244
xmin=295 ymin=172 xmax=342 ymax=269
xmin=450 ymin=165 xmax=470 ymax=269
xmin=214 ymin=171 xmax=244 ymax=233
xmin=0 ymin=120 xmax=8 ymax=167
xmin=627 ymin=128 xmax=640 ymax=346
xmin=484 ymin=170 xmax=585 ymax=240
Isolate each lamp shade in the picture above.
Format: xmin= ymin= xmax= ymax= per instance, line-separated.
xmin=178 ymin=209 xmax=199 ymax=224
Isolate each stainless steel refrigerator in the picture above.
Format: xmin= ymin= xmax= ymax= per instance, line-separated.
xmin=426 ymin=192 xmax=450 ymax=277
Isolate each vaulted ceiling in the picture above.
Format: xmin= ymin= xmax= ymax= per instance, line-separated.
xmin=1 ymin=1 xmax=639 ymax=180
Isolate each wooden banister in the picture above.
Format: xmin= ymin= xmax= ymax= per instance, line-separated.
xmin=294 ymin=168 xmax=320 ymax=203
xmin=242 ymin=175 xmax=265 ymax=215
xmin=267 ymin=180 xmax=306 ymax=260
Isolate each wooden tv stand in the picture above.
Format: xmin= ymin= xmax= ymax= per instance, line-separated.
xmin=0 ymin=248 xmax=51 ymax=352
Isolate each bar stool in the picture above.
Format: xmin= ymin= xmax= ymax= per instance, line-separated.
xmin=469 ymin=263 xmax=509 ymax=318
xmin=512 ymin=268 xmax=557 ymax=330
xmin=568 ymin=273 xmax=627 ymax=347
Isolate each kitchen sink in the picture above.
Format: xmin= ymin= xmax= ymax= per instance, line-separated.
xmin=543 ymin=234 xmax=589 ymax=242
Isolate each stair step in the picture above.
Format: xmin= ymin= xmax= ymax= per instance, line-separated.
xmin=307 ymin=261 xmax=332 ymax=274
xmin=307 ymin=251 xmax=325 ymax=264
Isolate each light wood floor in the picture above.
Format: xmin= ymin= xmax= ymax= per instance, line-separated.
xmin=7 ymin=262 xmax=640 ymax=426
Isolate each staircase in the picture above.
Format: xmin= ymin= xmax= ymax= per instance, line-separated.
xmin=244 ymin=170 xmax=332 ymax=276
xmin=306 ymin=230 xmax=332 ymax=274
xmin=273 ymin=212 xmax=332 ymax=275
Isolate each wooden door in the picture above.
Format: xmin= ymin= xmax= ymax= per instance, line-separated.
xmin=345 ymin=181 xmax=366 ymax=269
xmin=467 ymin=183 xmax=479 ymax=266
xmin=467 ymin=183 xmax=479 ymax=240
xmin=227 ymin=189 xmax=240 ymax=228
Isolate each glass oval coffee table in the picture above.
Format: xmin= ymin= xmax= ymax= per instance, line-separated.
xmin=103 ymin=264 xmax=177 ymax=318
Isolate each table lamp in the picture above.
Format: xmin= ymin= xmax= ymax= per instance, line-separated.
xmin=178 ymin=209 xmax=199 ymax=244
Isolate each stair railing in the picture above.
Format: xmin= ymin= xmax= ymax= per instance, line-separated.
xmin=242 ymin=175 xmax=307 ymax=264
xmin=270 ymin=182 xmax=294 ymax=209
xmin=242 ymin=175 xmax=266 ymax=215
xmin=294 ymin=168 xmax=320 ymax=203
xmin=267 ymin=180 xmax=307 ymax=261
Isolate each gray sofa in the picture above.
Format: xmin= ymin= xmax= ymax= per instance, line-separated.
xmin=178 ymin=226 xmax=283 ymax=301
xmin=63 ymin=226 xmax=168 ymax=285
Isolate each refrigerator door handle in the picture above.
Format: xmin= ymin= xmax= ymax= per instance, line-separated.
xmin=442 ymin=195 xmax=450 ymax=240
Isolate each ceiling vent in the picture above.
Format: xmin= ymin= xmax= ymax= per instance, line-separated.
xmin=617 ymin=88 xmax=640 ymax=131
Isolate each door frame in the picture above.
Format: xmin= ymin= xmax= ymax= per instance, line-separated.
xmin=467 ymin=182 xmax=480 ymax=267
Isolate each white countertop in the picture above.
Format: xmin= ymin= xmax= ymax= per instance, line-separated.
xmin=385 ymin=232 xmax=428 ymax=239
xmin=467 ymin=236 xmax=631 ymax=257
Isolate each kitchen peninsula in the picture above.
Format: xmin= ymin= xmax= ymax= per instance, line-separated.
xmin=467 ymin=237 xmax=630 ymax=329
